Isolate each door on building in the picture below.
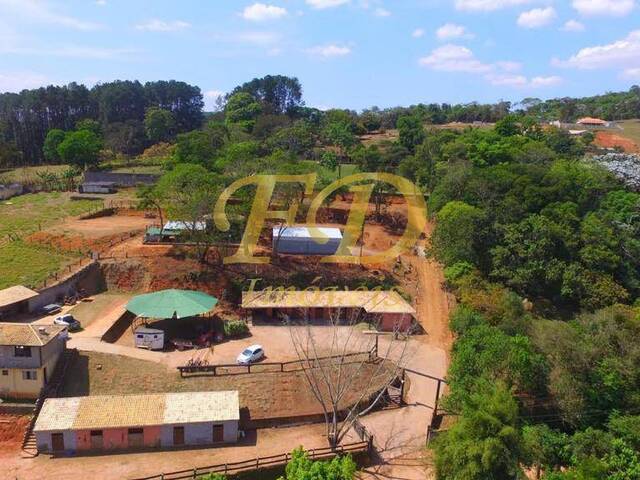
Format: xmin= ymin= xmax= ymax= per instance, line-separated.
xmin=90 ymin=430 xmax=103 ymax=449
xmin=212 ymin=424 xmax=224 ymax=443
xmin=127 ymin=428 xmax=144 ymax=448
xmin=173 ymin=426 xmax=185 ymax=446
xmin=51 ymin=433 xmax=65 ymax=451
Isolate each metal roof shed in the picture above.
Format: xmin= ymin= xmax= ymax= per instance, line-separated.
xmin=273 ymin=226 xmax=343 ymax=255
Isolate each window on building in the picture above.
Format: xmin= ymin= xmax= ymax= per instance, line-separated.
xmin=1 ymin=370 xmax=8 ymax=376
xmin=14 ymin=346 xmax=32 ymax=357
xmin=22 ymin=370 xmax=37 ymax=380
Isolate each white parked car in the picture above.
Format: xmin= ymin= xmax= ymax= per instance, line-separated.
xmin=54 ymin=314 xmax=81 ymax=331
xmin=236 ymin=345 xmax=265 ymax=365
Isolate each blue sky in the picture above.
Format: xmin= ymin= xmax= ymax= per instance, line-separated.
xmin=0 ymin=0 xmax=639 ymax=111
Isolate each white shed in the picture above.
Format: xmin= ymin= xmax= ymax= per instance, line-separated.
xmin=272 ymin=226 xmax=343 ymax=255
xmin=134 ymin=327 xmax=165 ymax=350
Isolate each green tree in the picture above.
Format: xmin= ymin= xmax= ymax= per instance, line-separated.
xmin=75 ymin=118 xmax=102 ymax=135
xmin=43 ymin=129 xmax=66 ymax=163
xmin=56 ymin=129 xmax=102 ymax=168
xmin=432 ymin=201 xmax=484 ymax=266
xmin=522 ymin=425 xmax=569 ymax=479
xmin=224 ymin=92 xmax=262 ymax=132
xmin=433 ymin=381 xmax=523 ymax=480
xmin=280 ymin=447 xmax=356 ymax=480
xmin=396 ymin=114 xmax=425 ymax=152
xmin=144 ymin=107 xmax=176 ymax=143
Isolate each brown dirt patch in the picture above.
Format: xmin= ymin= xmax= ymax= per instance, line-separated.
xmin=61 ymin=351 xmax=391 ymax=421
xmin=594 ymin=131 xmax=640 ymax=153
xmin=0 ymin=414 xmax=30 ymax=451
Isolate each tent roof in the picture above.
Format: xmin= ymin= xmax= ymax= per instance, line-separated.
xmin=274 ymin=226 xmax=343 ymax=240
xmin=126 ymin=289 xmax=218 ymax=319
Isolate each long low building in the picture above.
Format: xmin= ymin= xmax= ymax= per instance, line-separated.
xmin=0 ymin=285 xmax=39 ymax=317
xmin=242 ymin=290 xmax=415 ymax=331
xmin=34 ymin=391 xmax=240 ymax=454
xmin=273 ymin=226 xmax=343 ymax=256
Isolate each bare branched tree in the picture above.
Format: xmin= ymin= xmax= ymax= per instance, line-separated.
xmin=286 ymin=305 xmax=413 ymax=449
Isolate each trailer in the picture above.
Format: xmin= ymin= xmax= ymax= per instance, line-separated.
xmin=134 ymin=327 xmax=165 ymax=350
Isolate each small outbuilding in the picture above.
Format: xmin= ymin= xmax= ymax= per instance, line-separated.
xmin=34 ymin=391 xmax=240 ymax=454
xmin=134 ymin=327 xmax=165 ymax=350
xmin=273 ymin=226 xmax=343 ymax=256
xmin=0 ymin=286 xmax=39 ymax=318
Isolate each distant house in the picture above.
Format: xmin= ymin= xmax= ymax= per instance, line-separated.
xmin=576 ymin=117 xmax=609 ymax=127
xmin=0 ymin=323 xmax=67 ymax=399
xmin=78 ymin=181 xmax=117 ymax=194
xmin=242 ymin=290 xmax=415 ymax=331
xmin=273 ymin=226 xmax=343 ymax=256
xmin=0 ymin=285 xmax=39 ymax=317
xmin=34 ymin=391 xmax=240 ymax=454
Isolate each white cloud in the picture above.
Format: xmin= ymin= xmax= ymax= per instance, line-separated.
xmin=234 ymin=31 xmax=281 ymax=45
xmin=436 ymin=23 xmax=474 ymax=40
xmin=306 ymin=0 xmax=350 ymax=9
xmin=419 ymin=44 xmax=491 ymax=73
xmin=0 ymin=72 xmax=49 ymax=93
xmin=623 ymin=67 xmax=640 ymax=79
xmin=306 ymin=44 xmax=352 ymax=58
xmin=241 ymin=3 xmax=288 ymax=21
xmin=486 ymin=74 xmax=528 ymax=87
xmin=496 ymin=60 xmax=522 ymax=71
xmin=530 ymin=75 xmax=563 ymax=87
xmin=517 ymin=7 xmax=556 ymax=28
xmin=135 ymin=19 xmax=191 ymax=32
xmin=412 ymin=28 xmax=425 ymax=38
xmin=95 ymin=0 xmax=107 ymax=5
xmin=419 ymin=44 xmax=561 ymax=89
xmin=485 ymin=73 xmax=562 ymax=88
xmin=454 ymin=0 xmax=535 ymax=11
xmin=572 ymin=0 xmax=635 ymax=16
xmin=373 ymin=7 xmax=391 ymax=16
xmin=0 ymin=0 xmax=102 ymax=30
xmin=561 ymin=19 xmax=585 ymax=32
xmin=556 ymin=30 xmax=640 ymax=70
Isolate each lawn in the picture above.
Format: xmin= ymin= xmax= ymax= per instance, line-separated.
xmin=618 ymin=119 xmax=640 ymax=145
xmin=0 ymin=241 xmax=77 ymax=289
xmin=0 ymin=192 xmax=103 ymax=289
xmin=0 ymin=192 xmax=102 ymax=238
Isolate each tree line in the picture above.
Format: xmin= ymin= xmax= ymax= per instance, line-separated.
xmin=0 ymin=80 xmax=203 ymax=166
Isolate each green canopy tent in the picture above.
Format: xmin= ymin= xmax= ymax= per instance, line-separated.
xmin=126 ymin=289 xmax=218 ymax=319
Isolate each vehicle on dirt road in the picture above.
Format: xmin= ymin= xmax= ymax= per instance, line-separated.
xmin=236 ymin=345 xmax=264 ymax=365
xmin=54 ymin=314 xmax=81 ymax=331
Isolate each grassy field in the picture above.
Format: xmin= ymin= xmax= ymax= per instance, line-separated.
xmin=0 ymin=165 xmax=71 ymax=184
xmin=0 ymin=192 xmax=103 ymax=289
xmin=0 ymin=192 xmax=102 ymax=238
xmin=0 ymin=241 xmax=77 ymax=289
xmin=618 ymin=119 xmax=640 ymax=145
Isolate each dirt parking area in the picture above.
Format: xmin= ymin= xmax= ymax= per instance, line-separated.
xmin=594 ymin=130 xmax=640 ymax=153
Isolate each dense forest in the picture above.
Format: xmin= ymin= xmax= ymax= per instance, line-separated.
xmin=2 ymin=73 xmax=640 ymax=478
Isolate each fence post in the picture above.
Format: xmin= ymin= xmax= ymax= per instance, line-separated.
xmin=434 ymin=379 xmax=442 ymax=416
xmin=193 ymin=468 xmax=196 ymax=478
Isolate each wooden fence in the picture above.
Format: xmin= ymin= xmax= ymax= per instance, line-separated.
xmin=129 ymin=440 xmax=370 ymax=480
xmin=178 ymin=349 xmax=377 ymax=377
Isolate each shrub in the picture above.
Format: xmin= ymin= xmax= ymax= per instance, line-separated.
xmin=224 ymin=320 xmax=249 ymax=338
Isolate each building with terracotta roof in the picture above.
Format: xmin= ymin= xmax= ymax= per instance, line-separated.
xmin=242 ymin=290 xmax=416 ymax=331
xmin=576 ymin=117 xmax=609 ymax=127
xmin=34 ymin=391 xmax=240 ymax=454
xmin=0 ymin=323 xmax=67 ymax=399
